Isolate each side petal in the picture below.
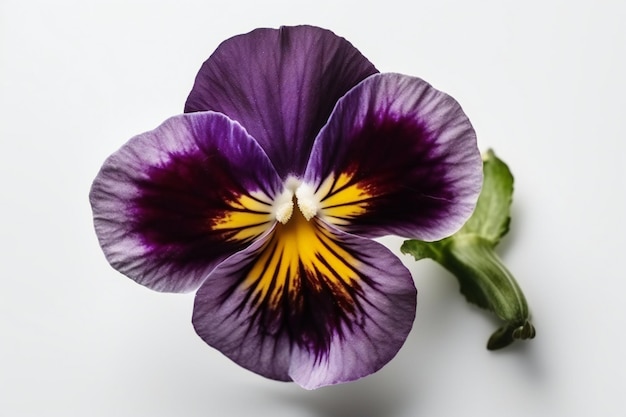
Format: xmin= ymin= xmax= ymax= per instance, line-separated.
xmin=89 ymin=112 xmax=282 ymax=293
xmin=184 ymin=25 xmax=378 ymax=179
xmin=304 ymin=73 xmax=483 ymax=241
xmin=192 ymin=211 xmax=416 ymax=389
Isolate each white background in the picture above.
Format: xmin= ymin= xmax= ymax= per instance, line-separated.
xmin=1 ymin=0 xmax=625 ymax=415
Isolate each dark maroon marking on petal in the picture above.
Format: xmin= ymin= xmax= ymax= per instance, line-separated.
xmin=132 ymin=149 xmax=260 ymax=265
xmin=324 ymin=114 xmax=453 ymax=233
xmin=211 ymin=225 xmax=365 ymax=361
xmin=184 ymin=25 xmax=378 ymax=178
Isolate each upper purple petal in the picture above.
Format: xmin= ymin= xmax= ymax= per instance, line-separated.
xmin=89 ymin=111 xmax=282 ymax=293
xmin=304 ymin=73 xmax=483 ymax=241
xmin=184 ymin=25 xmax=378 ymax=179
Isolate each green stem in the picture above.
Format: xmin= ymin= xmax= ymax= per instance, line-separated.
xmin=442 ymin=235 xmax=535 ymax=350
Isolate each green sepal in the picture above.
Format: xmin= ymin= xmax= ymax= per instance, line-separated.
xmin=401 ymin=150 xmax=535 ymax=350
xmin=455 ymin=148 xmax=513 ymax=245
xmin=399 ymin=239 xmax=443 ymax=262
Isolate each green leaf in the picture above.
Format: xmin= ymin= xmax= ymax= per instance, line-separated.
xmin=456 ymin=149 xmax=513 ymax=245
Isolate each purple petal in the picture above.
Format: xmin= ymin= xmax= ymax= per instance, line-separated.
xmin=192 ymin=211 xmax=416 ymax=389
xmin=89 ymin=112 xmax=282 ymax=293
xmin=184 ymin=25 xmax=378 ymax=179
xmin=304 ymin=73 xmax=483 ymax=241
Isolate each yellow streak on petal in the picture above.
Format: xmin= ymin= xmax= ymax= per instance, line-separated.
xmin=212 ymin=192 xmax=274 ymax=242
xmin=242 ymin=208 xmax=360 ymax=310
xmin=318 ymin=172 xmax=373 ymax=225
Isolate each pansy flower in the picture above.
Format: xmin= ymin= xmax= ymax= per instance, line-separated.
xmin=90 ymin=25 xmax=482 ymax=389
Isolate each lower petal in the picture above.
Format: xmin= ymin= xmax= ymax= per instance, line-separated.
xmin=192 ymin=214 xmax=416 ymax=389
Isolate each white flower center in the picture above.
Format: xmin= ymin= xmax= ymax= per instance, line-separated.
xmin=273 ymin=196 xmax=294 ymax=224
xmin=295 ymin=183 xmax=319 ymax=221
xmin=273 ymin=176 xmax=320 ymax=224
